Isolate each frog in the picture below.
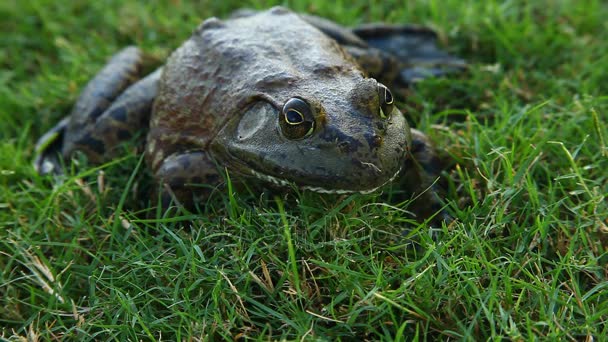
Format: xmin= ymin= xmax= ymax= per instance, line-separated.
xmin=34 ymin=7 xmax=465 ymax=220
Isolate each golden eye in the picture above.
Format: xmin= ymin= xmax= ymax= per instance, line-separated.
xmin=279 ymin=98 xmax=315 ymax=140
xmin=377 ymin=83 xmax=394 ymax=119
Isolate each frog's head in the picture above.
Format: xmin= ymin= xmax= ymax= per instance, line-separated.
xmin=212 ymin=75 xmax=411 ymax=194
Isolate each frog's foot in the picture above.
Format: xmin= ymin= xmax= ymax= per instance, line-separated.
xmin=34 ymin=47 xmax=161 ymax=174
xmin=400 ymin=129 xmax=452 ymax=230
xmin=353 ymin=24 xmax=467 ymax=85
xmin=153 ymin=151 xmax=222 ymax=210
xmin=34 ymin=117 xmax=70 ymax=174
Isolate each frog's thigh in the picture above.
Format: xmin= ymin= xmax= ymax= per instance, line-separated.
xmin=154 ymin=151 xmax=221 ymax=209
xmin=403 ymin=129 xmax=451 ymax=224
xmin=62 ymin=68 xmax=162 ymax=163
xmin=65 ymin=47 xmax=144 ymax=134
xmin=298 ymin=13 xmax=367 ymax=47
xmin=352 ymin=25 xmax=466 ymax=85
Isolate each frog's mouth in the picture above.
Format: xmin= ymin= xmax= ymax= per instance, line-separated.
xmin=247 ymin=165 xmax=403 ymax=195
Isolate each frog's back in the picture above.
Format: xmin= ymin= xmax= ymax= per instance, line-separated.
xmin=147 ymin=7 xmax=364 ymax=171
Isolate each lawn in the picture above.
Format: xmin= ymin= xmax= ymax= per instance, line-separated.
xmin=1 ymin=0 xmax=606 ymax=340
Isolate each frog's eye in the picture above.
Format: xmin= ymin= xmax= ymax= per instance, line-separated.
xmin=279 ymin=98 xmax=315 ymax=140
xmin=377 ymin=83 xmax=394 ymax=119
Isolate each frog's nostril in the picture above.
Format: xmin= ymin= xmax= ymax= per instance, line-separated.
xmin=375 ymin=120 xmax=387 ymax=132
xmin=371 ymin=135 xmax=383 ymax=149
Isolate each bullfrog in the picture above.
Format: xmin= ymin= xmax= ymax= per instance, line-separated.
xmin=34 ymin=7 xmax=464 ymax=218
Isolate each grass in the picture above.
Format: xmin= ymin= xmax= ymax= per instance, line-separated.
xmin=1 ymin=0 xmax=607 ymax=340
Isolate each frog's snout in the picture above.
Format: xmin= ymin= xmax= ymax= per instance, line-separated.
xmin=335 ymin=130 xmax=383 ymax=154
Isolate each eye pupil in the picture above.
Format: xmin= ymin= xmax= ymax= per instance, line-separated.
xmin=377 ymin=84 xmax=395 ymax=119
xmin=286 ymin=109 xmax=304 ymax=124
xmin=384 ymin=88 xmax=393 ymax=104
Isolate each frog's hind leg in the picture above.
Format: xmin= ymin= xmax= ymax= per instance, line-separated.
xmin=297 ymin=13 xmax=465 ymax=92
xmin=352 ymin=24 xmax=467 ymax=86
xmin=35 ymin=47 xmax=143 ymax=173
xmin=62 ymin=68 xmax=161 ymax=162
xmin=401 ymin=129 xmax=452 ymax=228
xmin=34 ymin=47 xmax=160 ymax=174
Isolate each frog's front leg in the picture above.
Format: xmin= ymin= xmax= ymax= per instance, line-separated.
xmin=153 ymin=151 xmax=222 ymax=209
xmin=34 ymin=47 xmax=160 ymax=174
xmin=401 ymin=129 xmax=452 ymax=226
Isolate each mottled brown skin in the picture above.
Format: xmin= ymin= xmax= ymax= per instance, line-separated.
xmin=35 ymin=7 xmax=464 ymax=218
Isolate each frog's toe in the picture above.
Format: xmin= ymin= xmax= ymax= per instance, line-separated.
xmin=429 ymin=204 xmax=453 ymax=231
xmin=34 ymin=117 xmax=69 ymax=175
